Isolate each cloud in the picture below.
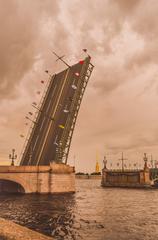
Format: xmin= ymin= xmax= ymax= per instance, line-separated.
xmin=0 ymin=0 xmax=60 ymax=100
xmin=0 ymin=0 xmax=158 ymax=172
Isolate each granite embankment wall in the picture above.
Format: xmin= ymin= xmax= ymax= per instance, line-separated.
xmin=0 ymin=218 xmax=53 ymax=240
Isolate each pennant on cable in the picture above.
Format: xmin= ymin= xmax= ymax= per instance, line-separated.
xmin=28 ymin=112 xmax=33 ymax=115
xmin=32 ymin=102 xmax=37 ymax=106
xmin=79 ymin=60 xmax=84 ymax=64
xmin=75 ymin=72 xmax=80 ymax=77
xmin=54 ymin=136 xmax=58 ymax=145
xmin=83 ymin=49 xmax=87 ymax=52
xmin=63 ymin=109 xmax=69 ymax=113
xmin=71 ymin=84 xmax=77 ymax=90
xmin=20 ymin=134 xmax=24 ymax=138
xmin=59 ymin=124 xmax=65 ymax=129
xmin=41 ymin=80 xmax=44 ymax=84
xmin=37 ymin=91 xmax=41 ymax=95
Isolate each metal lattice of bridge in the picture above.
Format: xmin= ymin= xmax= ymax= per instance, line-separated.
xmin=20 ymin=56 xmax=94 ymax=166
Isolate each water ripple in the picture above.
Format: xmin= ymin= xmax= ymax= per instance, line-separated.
xmin=0 ymin=180 xmax=158 ymax=239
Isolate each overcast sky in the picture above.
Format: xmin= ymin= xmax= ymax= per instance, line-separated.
xmin=0 ymin=0 xmax=158 ymax=172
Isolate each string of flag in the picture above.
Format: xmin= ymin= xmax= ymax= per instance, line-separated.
xmin=19 ymin=50 xmax=88 ymax=148
xmin=20 ymin=69 xmax=49 ymax=139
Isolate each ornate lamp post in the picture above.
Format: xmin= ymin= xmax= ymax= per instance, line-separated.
xmin=119 ymin=152 xmax=127 ymax=172
xmin=143 ymin=153 xmax=148 ymax=169
xmin=103 ymin=156 xmax=107 ymax=169
xmin=9 ymin=149 xmax=17 ymax=166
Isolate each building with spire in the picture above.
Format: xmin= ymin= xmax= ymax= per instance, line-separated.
xmin=95 ymin=160 xmax=100 ymax=173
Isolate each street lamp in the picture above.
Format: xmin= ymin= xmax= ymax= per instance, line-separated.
xmin=9 ymin=149 xmax=17 ymax=166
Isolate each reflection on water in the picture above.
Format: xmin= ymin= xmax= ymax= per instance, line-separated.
xmin=0 ymin=180 xmax=158 ymax=239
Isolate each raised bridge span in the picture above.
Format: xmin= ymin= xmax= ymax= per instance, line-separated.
xmin=20 ymin=56 xmax=94 ymax=166
xmin=0 ymin=56 xmax=94 ymax=193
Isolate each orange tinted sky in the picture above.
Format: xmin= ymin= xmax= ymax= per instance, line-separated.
xmin=0 ymin=0 xmax=158 ymax=172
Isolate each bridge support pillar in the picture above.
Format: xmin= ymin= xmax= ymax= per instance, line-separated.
xmin=0 ymin=163 xmax=75 ymax=194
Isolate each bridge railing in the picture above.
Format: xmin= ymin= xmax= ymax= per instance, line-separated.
xmin=56 ymin=58 xmax=94 ymax=164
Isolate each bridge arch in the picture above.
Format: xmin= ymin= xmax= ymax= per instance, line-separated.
xmin=0 ymin=174 xmax=34 ymax=193
xmin=0 ymin=179 xmax=25 ymax=193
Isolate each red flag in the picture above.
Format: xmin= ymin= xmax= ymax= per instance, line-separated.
xmin=79 ymin=60 xmax=84 ymax=64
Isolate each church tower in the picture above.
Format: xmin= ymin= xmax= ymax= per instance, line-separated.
xmin=95 ymin=160 xmax=100 ymax=173
xmin=95 ymin=151 xmax=100 ymax=173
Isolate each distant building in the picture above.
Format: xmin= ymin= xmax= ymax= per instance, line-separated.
xmin=101 ymin=153 xmax=151 ymax=188
xmin=95 ymin=160 xmax=100 ymax=173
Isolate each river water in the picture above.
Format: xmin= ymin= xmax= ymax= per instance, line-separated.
xmin=0 ymin=179 xmax=158 ymax=240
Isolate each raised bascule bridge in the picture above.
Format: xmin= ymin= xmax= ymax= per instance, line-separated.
xmin=0 ymin=55 xmax=94 ymax=194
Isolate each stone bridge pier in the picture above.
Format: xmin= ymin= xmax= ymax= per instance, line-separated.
xmin=0 ymin=163 xmax=75 ymax=194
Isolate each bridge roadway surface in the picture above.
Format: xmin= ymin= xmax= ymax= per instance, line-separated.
xmin=20 ymin=57 xmax=90 ymax=166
